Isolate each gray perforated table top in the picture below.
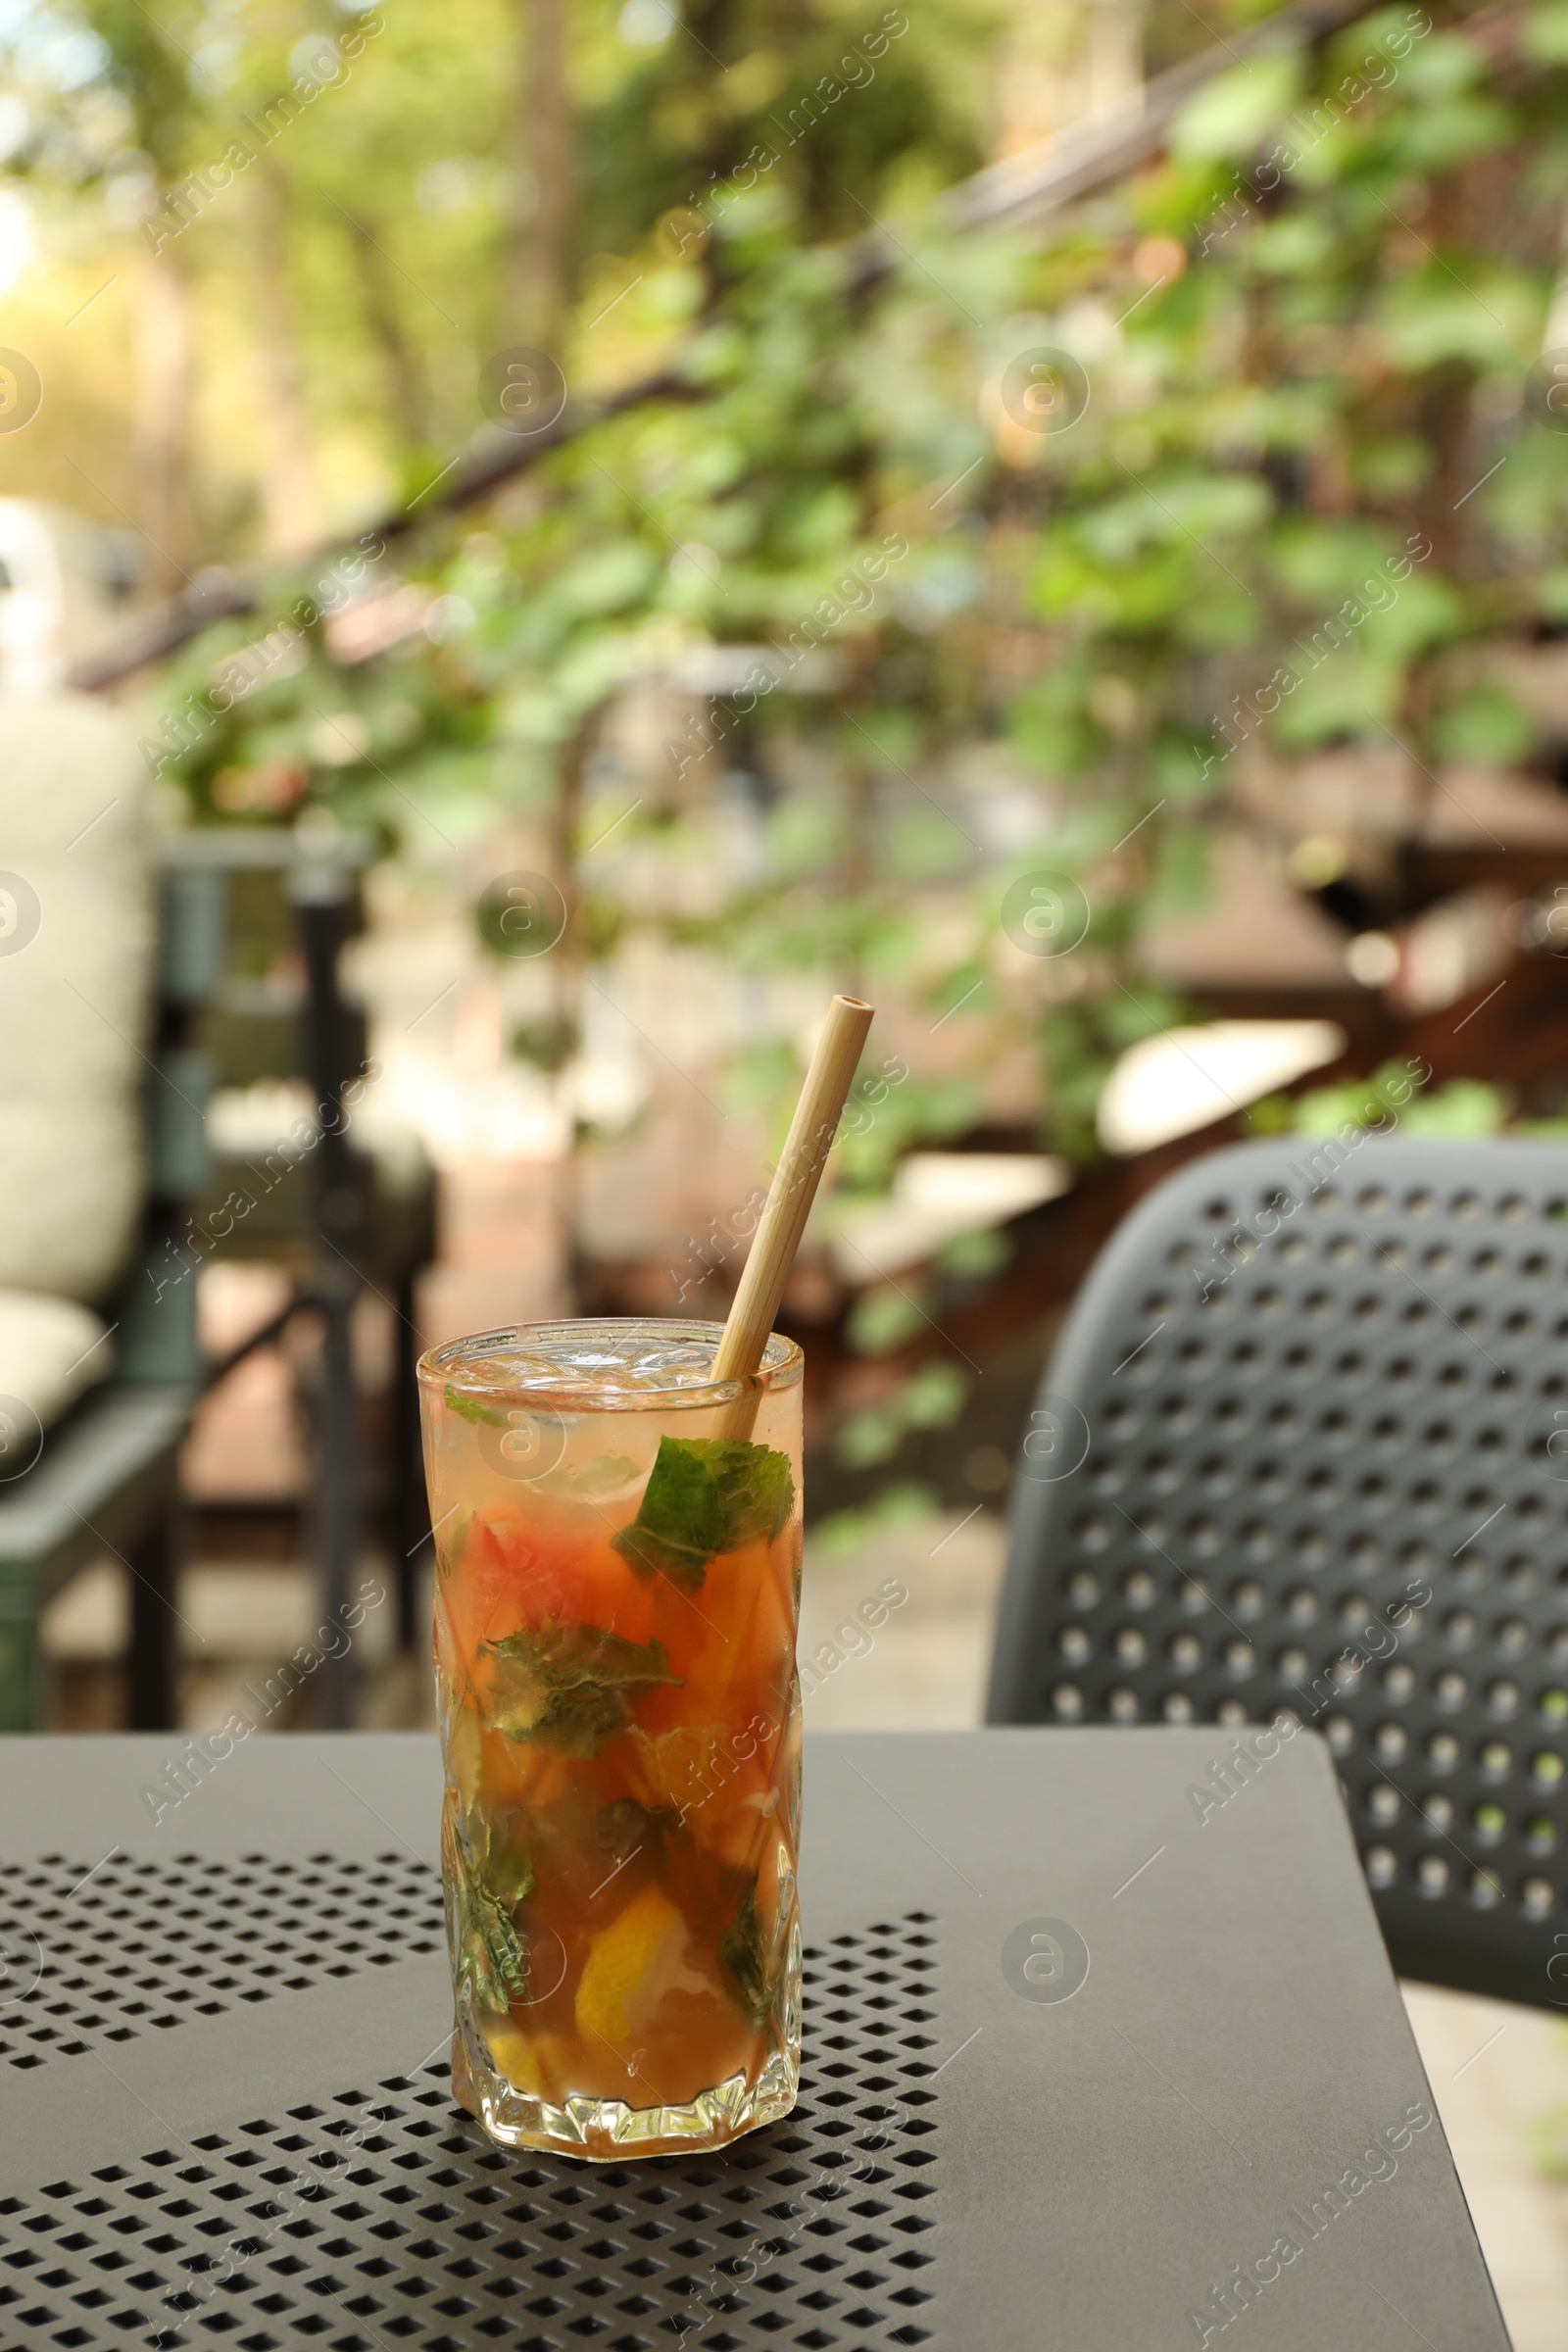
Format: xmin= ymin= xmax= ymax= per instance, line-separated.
xmin=0 ymin=1730 xmax=1508 ymax=2351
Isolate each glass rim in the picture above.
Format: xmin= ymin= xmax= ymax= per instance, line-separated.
xmin=417 ymin=1316 xmax=804 ymax=1413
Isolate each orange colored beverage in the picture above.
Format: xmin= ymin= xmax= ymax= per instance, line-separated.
xmin=416 ymin=1320 xmax=804 ymax=2159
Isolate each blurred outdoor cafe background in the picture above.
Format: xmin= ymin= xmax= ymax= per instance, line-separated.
xmin=10 ymin=0 xmax=1568 ymax=2329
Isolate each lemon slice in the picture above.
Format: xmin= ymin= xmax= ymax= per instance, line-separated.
xmin=574 ymin=1884 xmax=691 ymax=2048
xmin=482 ymin=2021 xmax=563 ymax=2096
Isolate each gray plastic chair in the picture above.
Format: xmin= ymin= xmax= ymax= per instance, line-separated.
xmin=987 ymin=1137 xmax=1568 ymax=2007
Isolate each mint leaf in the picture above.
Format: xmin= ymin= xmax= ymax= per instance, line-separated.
xmin=480 ymin=1620 xmax=682 ymax=1757
xmin=467 ymin=1897 xmax=528 ymax=2011
xmin=718 ymin=1881 xmax=775 ymax=2029
xmin=612 ymin=1438 xmax=724 ymax=1589
xmin=434 ymin=1507 xmax=469 ymax=1585
xmin=612 ymin=1436 xmax=795 ymax=1592
xmin=687 ymin=1439 xmax=795 ymax=1548
xmin=445 ymin=1383 xmax=507 ymax=1428
xmin=478 ymin=1826 xmax=536 ymax=1909
xmin=453 ymin=1827 xmax=533 ymax=2011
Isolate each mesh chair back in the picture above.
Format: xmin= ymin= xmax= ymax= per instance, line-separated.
xmin=987 ymin=1138 xmax=1568 ymax=2006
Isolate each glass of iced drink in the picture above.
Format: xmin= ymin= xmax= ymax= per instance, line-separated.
xmin=416 ymin=1318 xmax=804 ymax=2160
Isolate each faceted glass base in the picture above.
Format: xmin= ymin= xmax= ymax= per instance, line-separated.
xmin=452 ymin=2015 xmax=800 ymax=2161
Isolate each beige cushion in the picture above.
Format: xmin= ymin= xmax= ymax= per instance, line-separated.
xmin=0 ymin=1288 xmax=112 ymax=1435
xmin=0 ymin=693 xmax=150 ymax=1300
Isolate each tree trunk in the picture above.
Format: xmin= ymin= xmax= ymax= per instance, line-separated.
xmin=995 ymin=0 xmax=1144 ymax=155
xmin=345 ymin=210 xmax=429 ymax=448
xmin=1085 ymin=0 xmax=1144 ymax=118
xmin=250 ymin=162 xmax=319 ymax=558
xmin=549 ymin=711 xmax=591 ymax=1059
xmin=132 ymin=243 xmax=196 ymax=596
xmin=510 ymin=0 xmax=574 ymax=355
xmin=551 ymin=710 xmax=594 ymax=1311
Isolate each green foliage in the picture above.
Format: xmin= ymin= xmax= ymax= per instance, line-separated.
xmin=901 ymin=1361 xmax=968 ymax=1427
xmin=23 ymin=0 xmax=1568 ymax=1360
xmin=835 ymin=1358 xmax=968 ymax=1466
xmin=834 ymin=1404 xmax=906 ymax=1468
xmin=810 ymin=1480 xmax=938 ymax=1559
xmin=1267 ymin=1065 xmax=1512 ymax=1140
xmin=845 ymin=1287 xmax=931 ymax=1356
xmin=939 ymin=1227 xmax=1010 ymax=1279
xmin=1398 ymin=1080 xmax=1512 ymax=1138
xmin=1430 ymin=681 xmax=1538 ymax=766
xmin=1171 ymin=52 xmax=1306 ymax=163
xmin=1524 ymin=2101 xmax=1568 ymax=2182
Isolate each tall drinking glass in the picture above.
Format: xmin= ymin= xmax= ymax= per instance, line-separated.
xmin=416 ymin=1319 xmax=804 ymax=2160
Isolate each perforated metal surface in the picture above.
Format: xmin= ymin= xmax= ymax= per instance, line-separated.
xmin=0 ymin=1902 xmax=938 ymax=2352
xmin=989 ymin=1138 xmax=1568 ymax=2003
xmin=0 ymin=1853 xmax=445 ymax=2073
xmin=0 ymin=1733 xmax=1520 ymax=2348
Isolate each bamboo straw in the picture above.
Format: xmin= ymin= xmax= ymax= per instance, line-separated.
xmin=711 ymin=993 xmax=873 ymax=1436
